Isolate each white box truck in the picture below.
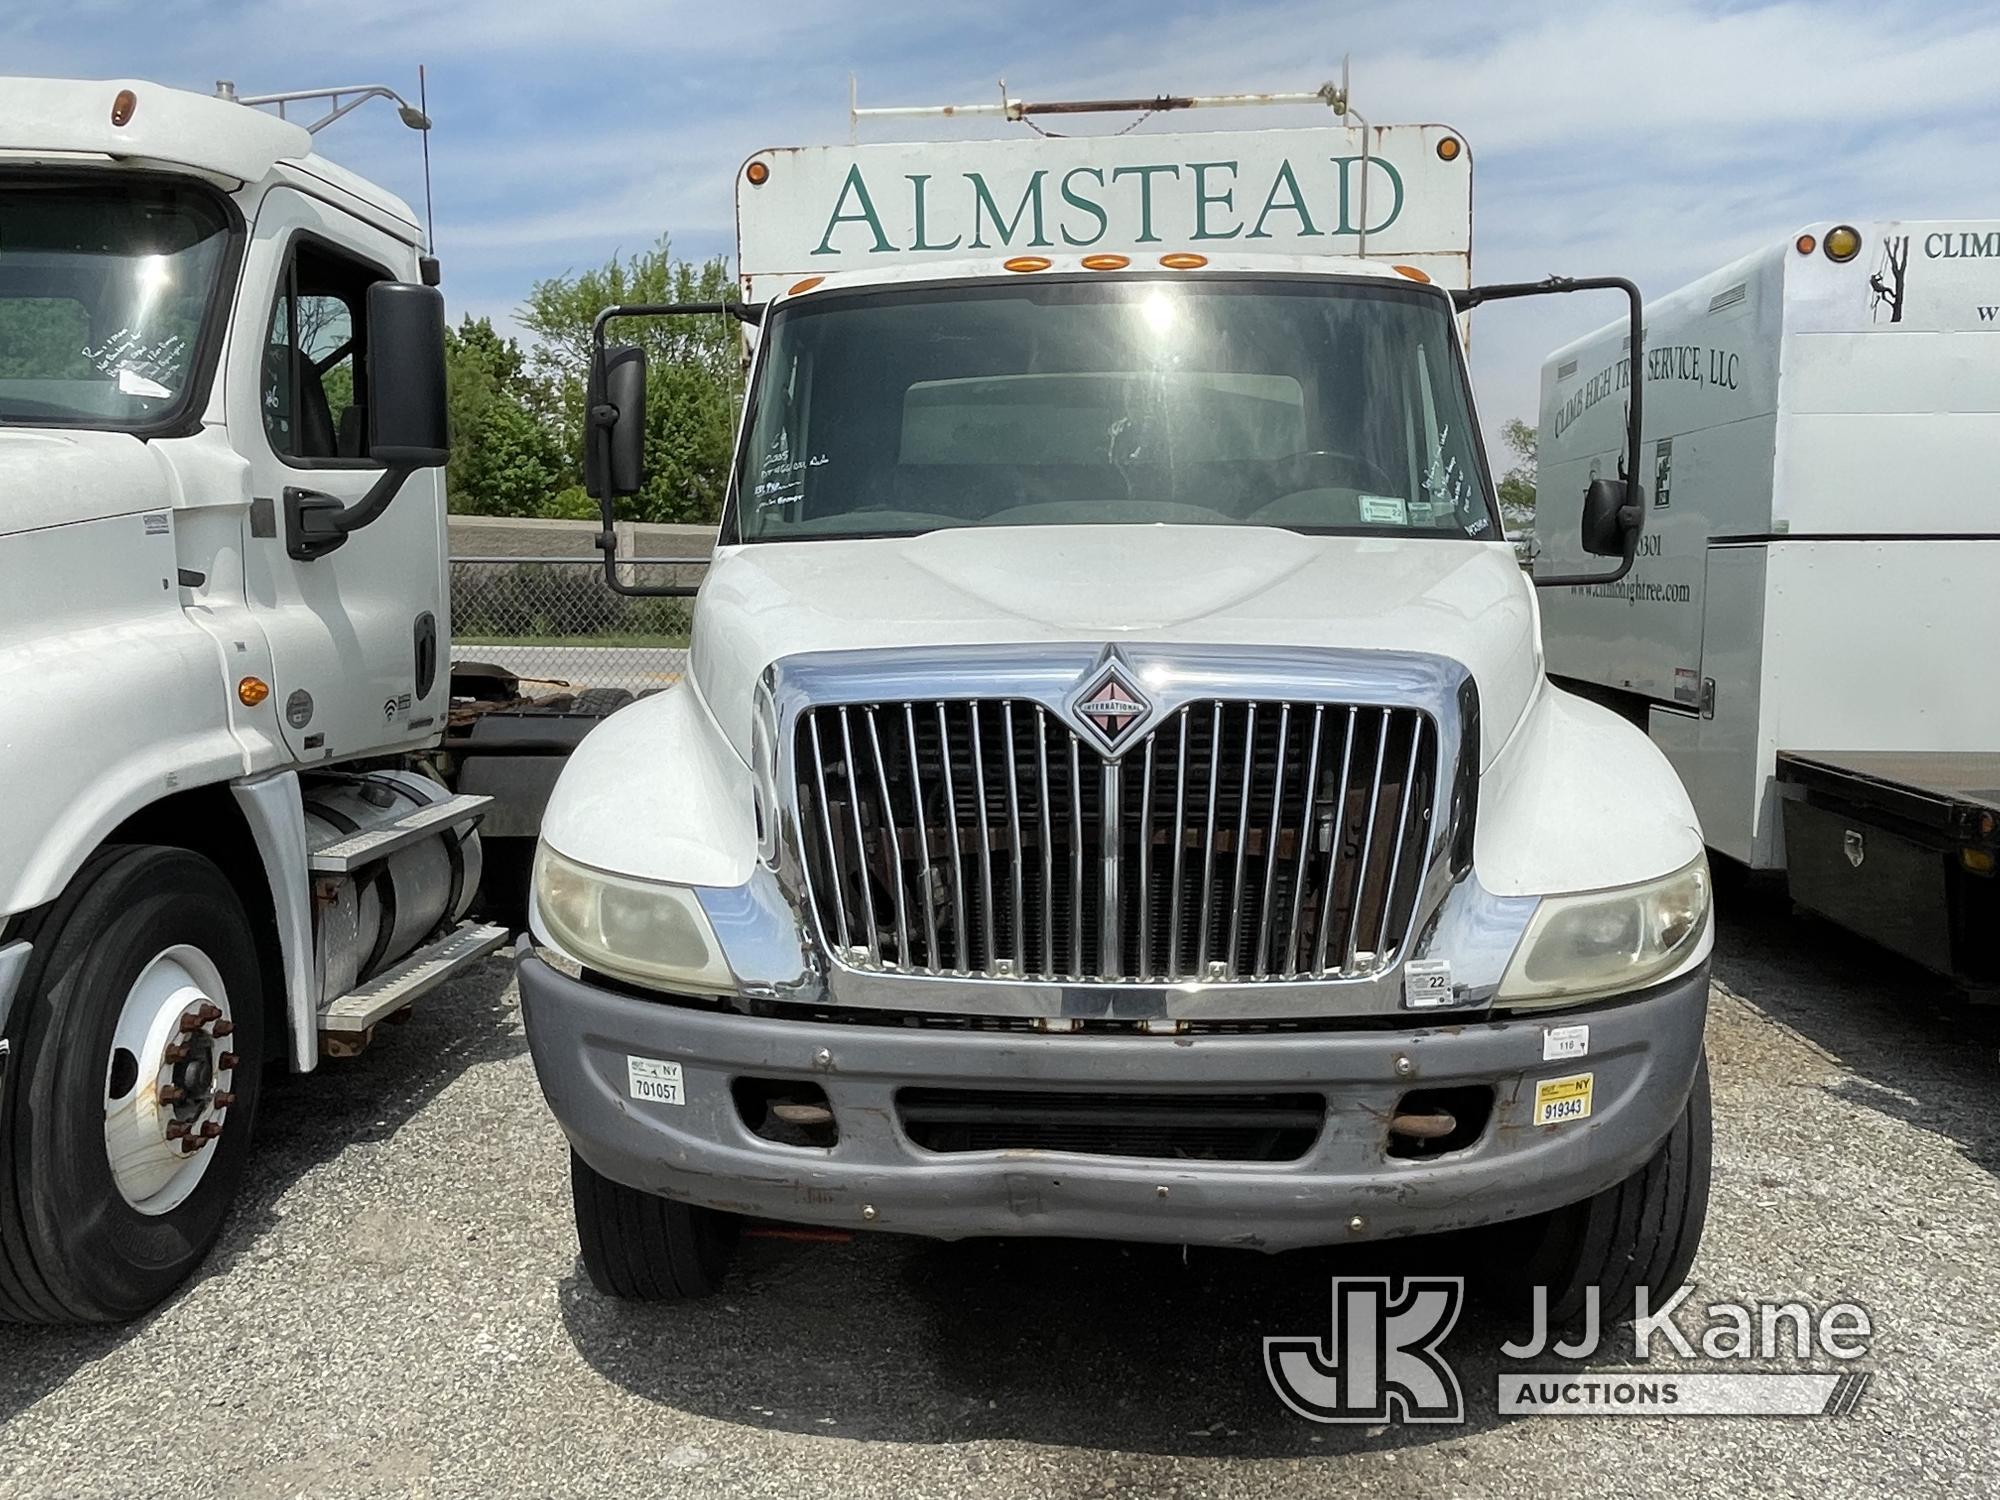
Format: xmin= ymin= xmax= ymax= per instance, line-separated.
xmin=1537 ymin=221 xmax=2000 ymax=994
xmin=0 ymin=78 xmax=510 ymax=1322
xmin=518 ymin=84 xmax=1715 ymax=1321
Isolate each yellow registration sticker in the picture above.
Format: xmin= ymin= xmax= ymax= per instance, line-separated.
xmin=1533 ymin=1072 xmax=1595 ymax=1127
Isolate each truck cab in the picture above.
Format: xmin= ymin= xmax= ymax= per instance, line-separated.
xmin=0 ymin=78 xmax=502 ymax=1322
xmin=516 ymin=92 xmax=1714 ymax=1316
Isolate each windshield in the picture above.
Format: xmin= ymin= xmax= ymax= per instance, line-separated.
xmin=0 ymin=176 xmax=234 ymax=431
xmin=731 ymin=276 xmax=1497 ymax=543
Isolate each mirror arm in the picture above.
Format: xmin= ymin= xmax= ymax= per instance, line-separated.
xmin=283 ymin=463 xmax=417 ymax=561
xmin=1454 ymin=275 xmax=1646 ymax=590
xmin=585 ymin=300 xmax=763 ymax=599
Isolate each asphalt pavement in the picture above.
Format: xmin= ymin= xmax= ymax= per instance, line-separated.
xmin=2 ymin=894 xmax=1996 ymax=1498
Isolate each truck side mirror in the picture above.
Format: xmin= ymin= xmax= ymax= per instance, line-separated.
xmin=1581 ymin=476 xmax=1637 ymax=557
xmin=585 ymin=344 xmax=648 ymax=499
xmin=284 ymin=280 xmax=447 ymax=561
xmin=365 ymin=281 xmax=448 ymax=465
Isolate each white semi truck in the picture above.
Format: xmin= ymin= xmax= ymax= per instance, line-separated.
xmin=1537 ymin=222 xmax=2000 ymax=994
xmin=0 ymin=78 xmax=508 ymax=1322
xmin=519 ymin=85 xmax=1716 ymax=1320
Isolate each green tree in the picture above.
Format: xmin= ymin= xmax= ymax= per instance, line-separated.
xmin=441 ymin=315 xmax=569 ymax=516
xmin=518 ymin=238 xmax=740 ymax=524
xmin=1496 ymin=417 xmax=1537 ymax=534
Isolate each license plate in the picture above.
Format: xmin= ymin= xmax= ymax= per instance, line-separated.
xmin=626 ymin=1056 xmax=685 ymax=1106
xmin=1533 ymin=1071 xmax=1594 ymax=1126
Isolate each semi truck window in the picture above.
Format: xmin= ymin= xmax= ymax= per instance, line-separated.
xmin=0 ymin=175 xmax=233 ymax=432
xmin=261 ymin=242 xmax=381 ymax=463
xmin=732 ymin=277 xmax=1496 ymax=543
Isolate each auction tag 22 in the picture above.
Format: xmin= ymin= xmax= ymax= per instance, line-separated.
xmin=626 ymin=1056 xmax=686 ymax=1106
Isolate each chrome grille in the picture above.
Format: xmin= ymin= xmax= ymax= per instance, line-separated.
xmin=794 ymin=699 xmax=1437 ymax=982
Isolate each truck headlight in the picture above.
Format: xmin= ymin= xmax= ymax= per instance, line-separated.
xmin=1495 ymin=855 xmax=1710 ymax=1008
xmin=533 ymin=844 xmax=734 ymax=994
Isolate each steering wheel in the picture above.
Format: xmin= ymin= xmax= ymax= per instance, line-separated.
xmin=1267 ymin=448 xmax=1406 ymax=498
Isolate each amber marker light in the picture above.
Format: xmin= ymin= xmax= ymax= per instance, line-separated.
xmin=237 ymin=677 xmax=270 ymax=707
xmin=788 ymin=276 xmax=824 ymax=295
xmin=1823 ymin=225 xmax=1862 ymax=262
xmin=744 ymin=160 xmax=770 ymax=186
xmin=1081 ymin=253 xmax=1131 ymax=271
xmin=1158 ymin=252 xmax=1208 ymax=270
xmin=111 ymin=89 xmax=138 ymax=127
xmin=1436 ymin=135 xmax=1462 ymax=161
xmin=1795 ymin=233 xmax=1818 ymax=256
xmin=1392 ymin=264 xmax=1433 ymax=283
xmin=1004 ymin=255 xmax=1052 ymax=272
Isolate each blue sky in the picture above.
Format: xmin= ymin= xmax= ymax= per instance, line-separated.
xmin=10 ymin=0 xmax=2000 ymax=446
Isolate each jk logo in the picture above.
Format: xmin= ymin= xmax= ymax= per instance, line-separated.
xmin=1264 ymin=1277 xmax=1465 ymax=1424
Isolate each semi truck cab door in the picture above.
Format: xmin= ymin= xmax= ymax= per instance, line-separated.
xmin=230 ymin=188 xmax=448 ymax=762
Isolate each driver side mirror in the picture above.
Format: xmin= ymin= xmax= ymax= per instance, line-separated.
xmin=585 ymin=344 xmax=648 ymax=499
xmin=365 ymin=281 xmax=448 ymax=466
xmin=1581 ymin=476 xmax=1639 ymax=557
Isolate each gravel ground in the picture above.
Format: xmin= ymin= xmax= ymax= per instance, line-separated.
xmin=2 ymin=896 xmax=1996 ymax=1498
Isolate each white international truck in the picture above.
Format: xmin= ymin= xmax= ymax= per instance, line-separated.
xmin=1537 ymin=222 xmax=2000 ymax=994
xmin=519 ymin=84 xmax=1716 ymax=1321
xmin=0 ymin=77 xmax=509 ymax=1322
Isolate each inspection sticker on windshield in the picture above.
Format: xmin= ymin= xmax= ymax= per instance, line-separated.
xmin=626 ymin=1056 xmax=685 ymax=1106
xmin=1402 ymin=958 xmax=1453 ymax=1008
xmin=1360 ymin=493 xmax=1409 ymax=525
xmin=1542 ymin=1023 xmax=1590 ymax=1062
xmin=1533 ymin=1072 xmax=1594 ymax=1126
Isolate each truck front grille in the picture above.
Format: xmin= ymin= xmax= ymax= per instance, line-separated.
xmin=793 ymin=698 xmax=1437 ymax=982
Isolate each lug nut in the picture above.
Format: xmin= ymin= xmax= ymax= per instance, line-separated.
xmin=198 ymin=1121 xmax=221 ymax=1139
xmin=179 ymin=1008 xmax=204 ymax=1032
xmin=211 ymin=1019 xmax=236 ymax=1038
xmin=157 ymin=1084 xmax=186 ymax=1104
xmin=212 ymin=1091 xmax=237 ymax=1108
xmin=219 ymin=1052 xmax=240 ymax=1071
xmin=198 ymin=1002 xmax=222 ymax=1023
xmin=165 ymin=1121 xmax=192 ymax=1140
xmin=162 ymin=1044 xmax=189 ymax=1064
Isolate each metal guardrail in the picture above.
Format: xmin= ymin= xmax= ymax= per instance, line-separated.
xmin=449 ymin=555 xmax=708 ymax=697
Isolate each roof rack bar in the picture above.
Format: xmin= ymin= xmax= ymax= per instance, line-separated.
xmin=850 ymin=62 xmax=1352 ymax=137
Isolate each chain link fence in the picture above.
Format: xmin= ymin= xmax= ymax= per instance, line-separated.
xmin=450 ymin=556 xmax=709 ymax=697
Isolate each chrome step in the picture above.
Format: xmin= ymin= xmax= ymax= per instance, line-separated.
xmin=308 ymin=793 xmax=493 ymax=874
xmin=318 ymin=920 xmax=509 ymax=1035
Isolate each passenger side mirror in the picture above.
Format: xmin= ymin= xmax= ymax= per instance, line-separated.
xmin=365 ymin=281 xmax=448 ymax=466
xmin=585 ymin=344 xmax=648 ymax=499
xmin=1581 ymin=476 xmax=1638 ymax=557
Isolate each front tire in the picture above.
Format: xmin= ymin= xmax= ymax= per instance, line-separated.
xmin=570 ymin=1151 xmax=737 ymax=1301
xmin=1495 ymin=1055 xmax=1712 ymax=1327
xmin=0 ymin=846 xmax=266 ymax=1323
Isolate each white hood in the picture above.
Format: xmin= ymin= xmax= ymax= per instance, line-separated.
xmin=691 ymin=525 xmax=1542 ymax=768
xmin=0 ymin=428 xmax=172 ymax=538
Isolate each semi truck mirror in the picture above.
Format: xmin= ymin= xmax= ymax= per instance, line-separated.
xmin=284 ymin=281 xmax=448 ymax=560
xmin=1580 ymin=476 xmax=1636 ymax=556
xmin=366 ymin=282 xmax=449 ymax=465
xmin=585 ymin=344 xmax=648 ymax=500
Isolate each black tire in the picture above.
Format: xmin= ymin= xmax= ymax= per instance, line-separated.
xmin=0 ymin=846 xmax=266 ymax=1323
xmin=1494 ymin=1055 xmax=1712 ymax=1328
xmin=569 ymin=1151 xmax=737 ymax=1301
xmin=572 ymin=687 xmax=635 ymax=718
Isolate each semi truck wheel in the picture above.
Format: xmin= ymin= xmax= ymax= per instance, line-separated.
xmin=570 ymin=1151 xmax=737 ymax=1300
xmin=1493 ymin=1055 xmax=1712 ymax=1328
xmin=0 ymin=846 xmax=265 ymax=1323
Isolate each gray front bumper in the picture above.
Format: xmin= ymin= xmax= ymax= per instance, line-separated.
xmin=518 ymin=943 xmax=1709 ymax=1252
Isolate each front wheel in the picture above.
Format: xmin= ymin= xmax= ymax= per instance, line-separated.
xmin=1491 ymin=1055 xmax=1712 ymax=1328
xmin=570 ymin=1152 xmax=738 ymax=1301
xmin=0 ymin=846 xmax=265 ymax=1323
